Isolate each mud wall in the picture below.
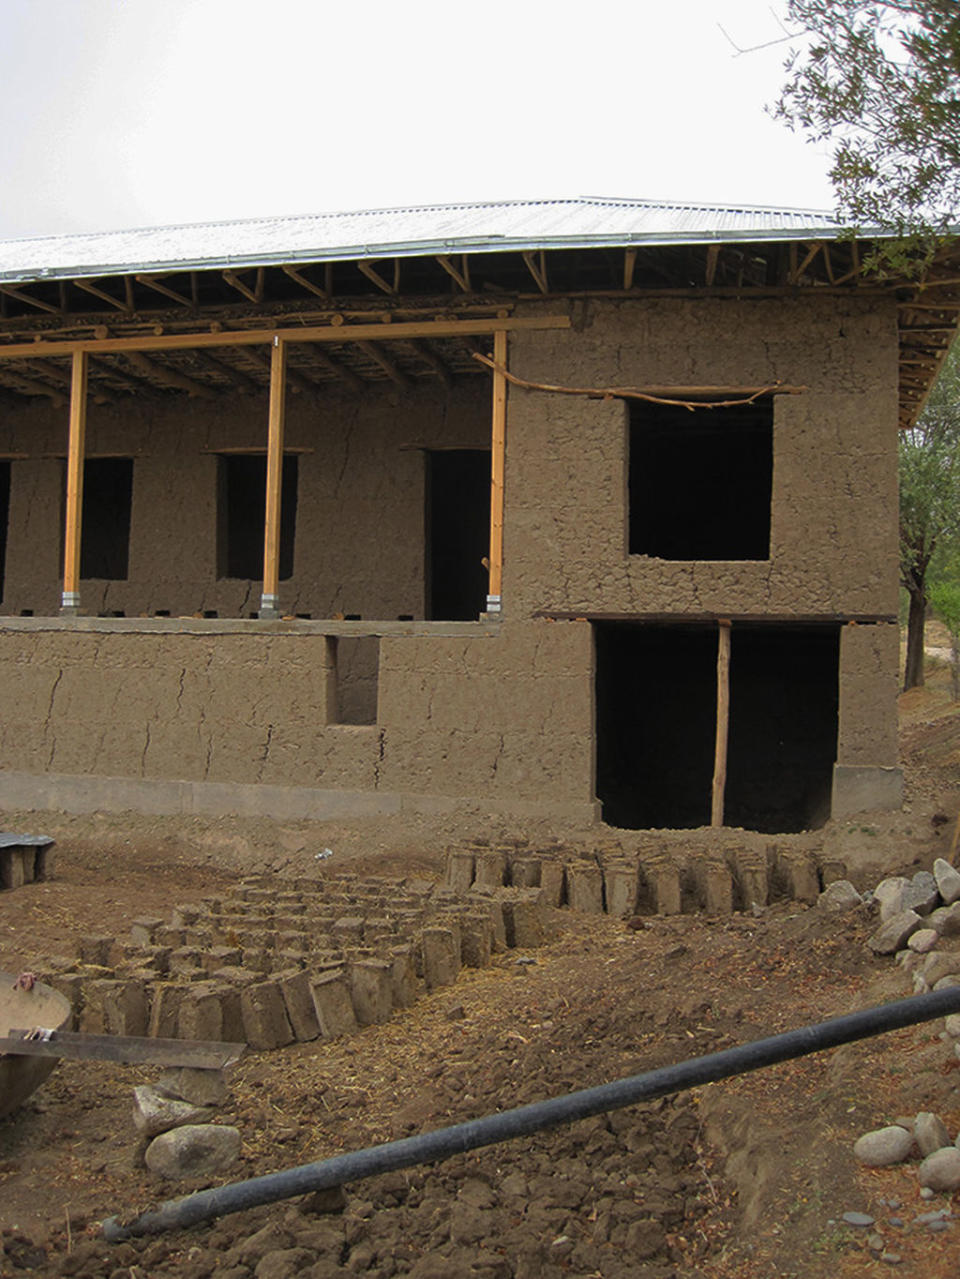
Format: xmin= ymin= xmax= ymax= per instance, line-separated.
xmin=505 ymin=295 xmax=900 ymax=619
xmin=0 ymin=381 xmax=489 ymax=619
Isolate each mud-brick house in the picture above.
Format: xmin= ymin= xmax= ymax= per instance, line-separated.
xmin=0 ymin=198 xmax=956 ymax=833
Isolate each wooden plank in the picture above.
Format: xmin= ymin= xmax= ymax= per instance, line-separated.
xmin=0 ymin=284 xmax=60 ymax=315
xmin=123 ymin=352 xmax=214 ymax=397
xmin=73 ymin=279 xmax=131 ymax=313
xmin=135 ymin=275 xmax=193 ymax=308
xmin=711 ymin=621 xmax=732 ymax=828
xmin=0 ymin=314 xmax=571 ymax=360
xmin=3 ymin=1029 xmax=245 ymax=1069
xmin=487 ymin=329 xmax=507 ymax=611
xmin=357 ymin=261 xmax=396 ymax=295
xmin=61 ymin=350 xmax=88 ymax=613
xmin=260 ymin=338 xmax=287 ymax=616
xmin=522 ymin=250 xmax=549 ymax=294
xmin=435 ymin=255 xmax=470 ymax=292
xmin=281 ymin=264 xmax=329 ymax=300
xmin=222 ymin=269 xmax=259 ymax=302
xmin=623 ymin=249 xmax=637 ymax=291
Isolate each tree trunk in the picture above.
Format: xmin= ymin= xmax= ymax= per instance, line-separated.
xmin=904 ymin=586 xmax=927 ymax=690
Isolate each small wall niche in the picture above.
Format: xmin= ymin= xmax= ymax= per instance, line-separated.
xmin=328 ymin=636 xmax=380 ymax=726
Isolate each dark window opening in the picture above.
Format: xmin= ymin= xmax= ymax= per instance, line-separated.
xmin=0 ymin=462 xmax=9 ymax=601
xmin=331 ymin=636 xmax=380 ymax=726
xmin=59 ymin=458 xmax=133 ymax=580
xmin=217 ymin=454 xmax=298 ymax=581
xmin=629 ymin=400 xmax=772 ymax=560
xmin=426 ymin=449 xmax=490 ymax=620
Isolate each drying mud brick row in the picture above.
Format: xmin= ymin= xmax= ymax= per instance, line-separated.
xmin=0 ymin=833 xmax=55 ymax=892
xmin=444 ymin=837 xmax=846 ymax=918
xmin=33 ymin=871 xmax=553 ymax=1052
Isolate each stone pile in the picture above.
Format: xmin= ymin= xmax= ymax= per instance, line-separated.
xmin=36 ymin=873 xmax=550 ymax=1052
xmin=446 ymin=837 xmax=844 ymax=917
xmin=855 ymin=1110 xmax=960 ymax=1193
xmin=133 ymin=1065 xmax=241 ymax=1181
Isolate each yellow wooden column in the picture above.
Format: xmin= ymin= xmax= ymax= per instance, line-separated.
xmin=60 ymin=349 xmax=88 ymax=615
xmin=711 ymin=619 xmax=732 ymax=826
xmin=259 ymin=337 xmax=287 ymax=618
xmin=486 ymin=329 xmax=508 ymax=615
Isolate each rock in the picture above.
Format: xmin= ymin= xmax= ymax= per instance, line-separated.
xmin=915 ymin=1112 xmax=952 ymax=1157
xmin=923 ymin=952 xmax=960 ymax=985
xmin=918 ymin=1147 xmax=960 ymax=1191
xmin=945 ymin=1014 xmax=960 ymax=1037
xmin=868 ymin=910 xmax=923 ymax=955
xmin=157 ymin=1067 xmax=228 ymax=1107
xmin=933 ymin=974 xmax=960 ymax=991
xmin=842 ymin=1211 xmax=875 ymax=1227
xmin=300 ymin=1185 xmax=347 ymax=1215
xmin=144 ymin=1124 xmax=241 ymax=1179
xmin=880 ymin=1253 xmax=903 ymax=1265
xmin=929 ymin=902 xmax=960 ymax=937
xmin=934 ymin=859 xmax=960 ymax=905
xmin=255 ymin=1248 xmax=316 ymax=1278
xmin=908 ymin=929 xmax=939 ymax=953
xmin=818 ymin=880 xmax=862 ymax=911
xmin=132 ymin=1085 xmax=211 ymax=1137
xmin=904 ymin=871 xmax=940 ymax=916
xmin=853 ymin=1126 xmax=914 ymax=1167
xmin=874 ymin=877 xmax=910 ymax=921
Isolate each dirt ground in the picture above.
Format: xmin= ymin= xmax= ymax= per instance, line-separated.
xmin=1 ymin=646 xmax=960 ymax=1278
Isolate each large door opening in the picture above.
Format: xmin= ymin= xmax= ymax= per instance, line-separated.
xmin=0 ymin=462 xmax=9 ymax=602
xmin=595 ymin=621 xmax=840 ymax=833
xmin=426 ymin=449 xmax=490 ymax=620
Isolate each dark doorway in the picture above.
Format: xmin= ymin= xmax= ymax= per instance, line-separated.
xmin=595 ymin=623 xmax=717 ymax=829
xmin=725 ymin=625 xmax=839 ymax=833
xmin=426 ymin=449 xmax=490 ymax=620
xmin=0 ymin=462 xmax=9 ymax=601
xmin=59 ymin=458 xmax=134 ymax=580
xmin=629 ymin=400 xmax=773 ymax=560
xmin=217 ymin=454 xmax=298 ymax=581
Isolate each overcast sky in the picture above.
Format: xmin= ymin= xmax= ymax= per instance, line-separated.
xmin=0 ymin=0 xmax=836 ymax=241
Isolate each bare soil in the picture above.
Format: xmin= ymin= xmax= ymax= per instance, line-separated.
xmin=1 ymin=655 xmax=960 ymax=1278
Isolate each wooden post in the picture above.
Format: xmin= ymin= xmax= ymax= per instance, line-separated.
xmin=259 ymin=337 xmax=287 ymax=618
xmin=711 ymin=620 xmax=732 ymax=827
xmin=486 ymin=330 xmax=508 ymax=614
xmin=60 ymin=350 xmax=88 ymax=615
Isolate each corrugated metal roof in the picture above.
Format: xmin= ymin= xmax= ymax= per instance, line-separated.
xmin=0 ymin=196 xmax=841 ymax=284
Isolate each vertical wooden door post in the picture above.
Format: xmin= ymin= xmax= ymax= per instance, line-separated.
xmin=711 ymin=619 xmax=732 ymax=827
xmin=60 ymin=349 xmax=88 ymax=615
xmin=486 ymin=329 xmax=507 ymax=614
xmin=259 ymin=337 xmax=287 ymax=619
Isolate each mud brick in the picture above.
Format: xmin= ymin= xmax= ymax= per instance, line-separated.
xmin=446 ymin=850 xmax=476 ymax=894
xmin=277 ymin=949 xmax=309 ymax=969
xmin=349 ymin=960 xmax=393 ymax=1026
xmin=45 ymin=972 xmax=83 ymax=1020
xmin=83 ymin=978 xmax=147 ymax=1036
xmin=219 ymin=985 xmax=245 ymax=1043
xmin=279 ymin=969 xmax=321 ymax=1042
xmin=148 ymin=982 xmax=186 ymax=1038
xmin=33 ymin=843 xmax=55 ymax=882
xmin=775 ymin=849 xmax=821 ymax=905
xmin=820 ymin=858 xmax=847 ymax=888
xmin=203 ymin=947 xmax=242 ymax=973
xmin=510 ymin=856 xmax=542 ymax=889
xmin=389 ymin=945 xmax=418 ymax=1007
xmin=460 ymin=915 xmax=493 ymax=968
xmin=0 ymin=846 xmax=26 ymax=891
xmin=158 ymin=1066 xmax=228 ymax=1107
xmin=651 ymin=862 xmax=682 ymax=915
xmin=237 ymin=929 xmax=274 ymax=950
xmin=183 ymin=927 xmax=215 ymax=948
xmin=332 ymin=916 xmax=364 ymax=944
xmin=276 ymin=930 xmax=309 ymax=950
xmin=241 ymin=980 xmax=294 ymax=1050
xmin=421 ymin=927 xmax=460 ymax=990
xmin=169 ymin=947 xmax=204 ymax=975
xmin=727 ymin=850 xmax=769 ymax=909
xmin=503 ymin=898 xmax=548 ymax=949
xmin=474 ymin=851 xmax=507 ymax=890
xmin=171 ymin=904 xmax=203 ymax=928
xmin=538 ymin=860 xmax=566 ymax=909
xmin=701 ymin=861 xmax=734 ymax=915
xmin=310 ymin=969 xmax=359 ymax=1039
xmin=566 ymin=865 xmax=604 ymax=914
xmin=604 ymin=863 xmax=639 ymax=918
xmin=212 ymin=965 xmax=258 ymax=986
xmin=78 ymin=935 xmax=114 ymax=966
xmin=130 ymin=918 xmax=164 ymax=946
xmin=241 ymin=949 xmax=274 ymax=973
xmin=158 ymin=927 xmax=186 ymax=948
xmin=178 ymin=982 xmax=224 ymax=1041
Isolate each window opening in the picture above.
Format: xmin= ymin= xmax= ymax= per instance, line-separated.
xmin=426 ymin=449 xmax=490 ymax=620
xmin=217 ymin=453 xmax=298 ymax=581
xmin=629 ymin=400 xmax=772 ymax=560
xmin=0 ymin=462 xmax=9 ymax=601
xmin=59 ymin=457 xmax=133 ymax=580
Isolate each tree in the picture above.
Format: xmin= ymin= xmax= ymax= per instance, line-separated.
xmin=774 ymin=1 xmax=960 ymax=243
xmin=928 ymin=578 xmax=960 ymax=700
xmin=900 ymin=340 xmax=960 ymax=688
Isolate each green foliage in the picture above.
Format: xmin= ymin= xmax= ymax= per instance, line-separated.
xmin=775 ymin=1 xmax=960 ymax=253
xmin=930 ymin=579 xmax=960 ymax=635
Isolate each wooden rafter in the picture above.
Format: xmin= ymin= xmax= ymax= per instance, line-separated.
xmin=704 ymin=245 xmax=720 ymax=288
xmin=357 ymin=260 xmax=398 ymax=295
xmin=0 ymin=369 xmax=65 ymax=406
xmin=305 ymin=347 xmax=364 ymax=393
xmin=122 ymin=352 xmax=214 ymax=397
xmin=623 ymin=249 xmax=637 ymax=291
xmin=135 ymin=275 xmax=193 ymax=308
xmin=0 ymin=284 xmax=60 ymax=315
xmin=522 ymin=250 xmax=548 ymax=294
xmin=405 ymin=340 xmax=452 ymax=389
xmin=435 ymin=255 xmax=471 ymax=292
xmin=193 ymin=350 xmax=260 ymax=393
xmin=73 ymin=279 xmax=130 ymax=313
xmin=281 ymin=264 xmax=329 ymax=300
xmin=357 ymin=340 xmax=411 ymax=389
xmin=242 ymin=346 xmax=322 ymax=395
xmin=788 ymin=242 xmax=822 ymax=285
xmin=222 ymin=269 xmax=262 ymax=303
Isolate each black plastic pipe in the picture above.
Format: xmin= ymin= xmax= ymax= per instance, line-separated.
xmin=103 ymin=987 xmax=960 ymax=1241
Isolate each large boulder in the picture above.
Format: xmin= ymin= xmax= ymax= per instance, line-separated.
xmin=144 ymin=1124 xmax=241 ymax=1179
xmin=868 ymin=910 xmax=923 ymax=955
xmin=853 ymin=1125 xmax=914 ymax=1167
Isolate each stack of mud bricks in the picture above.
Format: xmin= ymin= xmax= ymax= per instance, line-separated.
xmin=37 ymin=870 xmax=549 ymax=1053
xmin=0 ymin=834 xmax=55 ymax=892
xmin=445 ymin=839 xmax=843 ymax=919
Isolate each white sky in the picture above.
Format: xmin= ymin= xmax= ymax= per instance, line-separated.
xmin=0 ymin=0 xmax=836 ymax=241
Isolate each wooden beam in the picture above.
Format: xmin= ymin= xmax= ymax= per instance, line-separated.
xmin=122 ymin=352 xmax=214 ymax=397
xmin=222 ymin=269 xmax=259 ymax=303
xmin=281 ymin=264 xmax=329 ymax=300
xmin=357 ymin=260 xmax=397 ymax=295
xmin=260 ymin=338 xmax=287 ymax=618
xmin=0 ymin=284 xmax=60 ymax=315
xmin=135 ymin=275 xmax=193 ymax=308
xmin=73 ymin=278 xmax=131 ymax=313
xmin=789 ymin=243 xmax=822 ymax=285
xmin=357 ymin=340 xmax=411 ymax=389
xmin=0 ymin=369 xmax=65 ymax=406
xmin=487 ymin=329 xmax=507 ymax=613
xmin=522 ymin=250 xmax=549 ymax=294
xmin=0 ymin=314 xmax=571 ymax=360
xmin=710 ymin=620 xmax=731 ymax=827
xmin=193 ymin=350 xmax=260 ymax=393
xmin=704 ymin=245 xmax=720 ymax=288
xmin=406 ymin=340 xmax=452 ymax=388
xmin=61 ymin=350 xmax=88 ymax=614
xmin=624 ymin=249 xmax=637 ymax=291
xmin=243 ymin=345 xmax=321 ymax=394
xmin=436 ymin=255 xmax=471 ymax=292
xmin=2 ymin=1029 xmax=244 ymax=1069
xmin=306 ymin=347 xmax=365 ymax=392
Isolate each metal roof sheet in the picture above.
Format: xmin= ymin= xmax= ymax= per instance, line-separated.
xmin=0 ymin=196 xmax=842 ymax=284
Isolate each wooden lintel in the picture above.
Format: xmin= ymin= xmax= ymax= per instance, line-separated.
xmin=0 ymin=314 xmax=569 ymax=360
xmin=436 ymin=255 xmax=471 ymax=292
xmin=73 ymin=279 xmax=131 ymax=313
xmin=123 ymin=352 xmax=214 ymax=397
xmin=624 ymin=249 xmax=637 ymax=291
xmin=357 ymin=340 xmax=411 ymax=388
xmin=704 ymin=245 xmax=720 ymax=288
xmin=357 ymin=260 xmax=397 ymax=295
xmin=222 ymin=269 xmax=259 ymax=303
xmin=522 ymin=250 xmax=549 ymax=294
xmin=406 ymin=340 xmax=452 ymax=388
xmin=711 ymin=620 xmax=732 ymax=828
xmin=135 ymin=275 xmax=193 ymax=308
xmin=281 ymin=264 xmax=329 ymax=300
xmin=0 ymin=284 xmax=60 ymax=315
